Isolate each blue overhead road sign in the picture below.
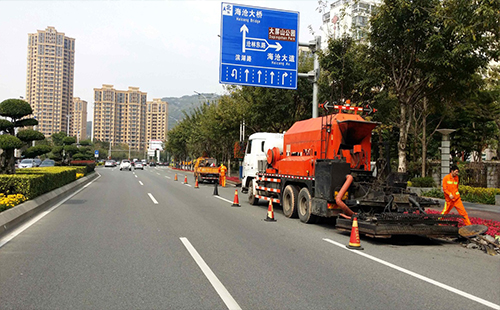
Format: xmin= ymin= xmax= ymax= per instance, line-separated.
xmin=219 ymin=3 xmax=299 ymax=89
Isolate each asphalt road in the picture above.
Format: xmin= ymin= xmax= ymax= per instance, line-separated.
xmin=1 ymin=166 xmax=499 ymax=310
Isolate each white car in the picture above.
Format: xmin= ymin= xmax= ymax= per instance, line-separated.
xmin=134 ymin=162 xmax=144 ymax=170
xmin=119 ymin=160 xmax=131 ymax=171
xmin=18 ymin=158 xmax=38 ymax=168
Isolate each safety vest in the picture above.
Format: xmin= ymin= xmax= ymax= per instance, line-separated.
xmin=442 ymin=173 xmax=460 ymax=200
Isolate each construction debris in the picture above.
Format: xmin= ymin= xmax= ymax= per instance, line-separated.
xmin=458 ymin=225 xmax=500 ymax=256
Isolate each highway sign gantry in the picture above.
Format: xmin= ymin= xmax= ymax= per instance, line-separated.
xmin=219 ymin=2 xmax=299 ymax=89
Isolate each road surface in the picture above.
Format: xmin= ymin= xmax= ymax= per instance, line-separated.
xmin=1 ymin=167 xmax=499 ymax=309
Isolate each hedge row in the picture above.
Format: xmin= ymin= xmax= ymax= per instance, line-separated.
xmin=0 ymin=167 xmax=80 ymax=199
xmin=70 ymin=160 xmax=96 ymax=174
xmin=422 ymin=186 xmax=500 ymax=205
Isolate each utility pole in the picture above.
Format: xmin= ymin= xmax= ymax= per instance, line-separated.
xmin=298 ymin=36 xmax=321 ymax=118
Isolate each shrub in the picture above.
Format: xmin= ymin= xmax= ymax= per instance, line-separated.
xmin=0 ymin=174 xmax=48 ymax=199
xmin=422 ymin=188 xmax=445 ymax=199
xmin=0 ymin=193 xmax=27 ymax=212
xmin=1 ymin=167 xmax=79 ymax=199
xmin=423 ymin=186 xmax=500 ymax=204
xmin=410 ymin=176 xmax=436 ymax=187
xmin=70 ymin=160 xmax=95 ymax=174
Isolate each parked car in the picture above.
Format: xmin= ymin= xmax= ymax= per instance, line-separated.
xmin=104 ymin=160 xmax=115 ymax=167
xmin=149 ymin=162 xmax=156 ymax=167
xmin=119 ymin=160 xmax=132 ymax=171
xmin=39 ymin=159 xmax=55 ymax=167
xmin=18 ymin=158 xmax=37 ymax=168
xmin=134 ymin=162 xmax=144 ymax=170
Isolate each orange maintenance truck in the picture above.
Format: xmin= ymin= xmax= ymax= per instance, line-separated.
xmin=193 ymin=157 xmax=219 ymax=183
xmin=247 ymin=102 xmax=460 ymax=238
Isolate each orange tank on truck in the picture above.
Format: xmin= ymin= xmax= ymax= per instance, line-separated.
xmin=249 ymin=102 xmax=460 ymax=238
xmin=194 ymin=157 xmax=219 ymax=183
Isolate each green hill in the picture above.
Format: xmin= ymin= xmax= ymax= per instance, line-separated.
xmin=161 ymin=93 xmax=219 ymax=131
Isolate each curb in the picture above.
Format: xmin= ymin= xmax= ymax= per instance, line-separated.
xmin=0 ymin=172 xmax=99 ymax=238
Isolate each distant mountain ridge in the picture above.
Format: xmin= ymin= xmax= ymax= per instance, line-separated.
xmin=162 ymin=93 xmax=219 ymax=131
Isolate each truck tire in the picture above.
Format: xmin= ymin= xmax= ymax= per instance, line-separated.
xmin=248 ymin=179 xmax=259 ymax=205
xmin=298 ymin=187 xmax=318 ymax=224
xmin=282 ymin=185 xmax=298 ymax=218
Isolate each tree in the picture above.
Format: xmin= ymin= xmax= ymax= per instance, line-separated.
xmin=318 ymin=36 xmax=380 ymax=105
xmin=0 ymin=99 xmax=45 ymax=174
xmin=369 ymin=0 xmax=500 ymax=172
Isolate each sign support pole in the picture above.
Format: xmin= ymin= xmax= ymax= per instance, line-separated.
xmin=298 ymin=36 xmax=321 ymax=118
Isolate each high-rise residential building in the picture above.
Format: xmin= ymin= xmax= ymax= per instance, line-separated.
xmin=26 ymin=26 xmax=75 ymax=137
xmin=146 ymin=98 xmax=168 ymax=150
xmin=93 ymin=84 xmax=147 ymax=150
xmin=72 ymin=97 xmax=87 ymax=142
xmin=321 ymin=0 xmax=381 ymax=45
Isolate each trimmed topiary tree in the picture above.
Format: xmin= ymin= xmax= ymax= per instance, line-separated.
xmin=0 ymin=99 xmax=45 ymax=174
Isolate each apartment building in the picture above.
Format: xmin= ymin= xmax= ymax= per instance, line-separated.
xmin=146 ymin=98 xmax=168 ymax=150
xmin=26 ymin=26 xmax=75 ymax=136
xmin=72 ymin=97 xmax=87 ymax=142
xmin=93 ymin=84 xmax=147 ymax=150
xmin=321 ymin=0 xmax=381 ymax=44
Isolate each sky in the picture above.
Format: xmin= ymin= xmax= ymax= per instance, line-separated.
xmin=0 ymin=0 xmax=323 ymax=120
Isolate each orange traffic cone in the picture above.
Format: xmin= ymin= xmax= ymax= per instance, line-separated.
xmin=346 ymin=215 xmax=363 ymax=250
xmin=184 ymin=175 xmax=188 ymax=184
xmin=174 ymin=173 xmax=178 ymax=181
xmin=232 ymin=190 xmax=240 ymax=207
xmin=194 ymin=177 xmax=199 ymax=189
xmin=264 ymin=200 xmax=276 ymax=222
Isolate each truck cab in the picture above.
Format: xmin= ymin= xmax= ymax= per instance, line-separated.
xmin=241 ymin=132 xmax=283 ymax=197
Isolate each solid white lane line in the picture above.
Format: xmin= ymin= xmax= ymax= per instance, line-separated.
xmin=139 ymin=181 xmax=144 ymax=186
xmin=148 ymin=193 xmax=158 ymax=204
xmin=322 ymin=238 xmax=500 ymax=310
xmin=214 ymin=195 xmax=233 ymax=204
xmin=180 ymin=237 xmax=242 ymax=310
xmin=0 ymin=173 xmax=102 ymax=249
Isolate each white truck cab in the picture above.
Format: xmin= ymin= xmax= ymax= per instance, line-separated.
xmin=241 ymin=132 xmax=284 ymax=203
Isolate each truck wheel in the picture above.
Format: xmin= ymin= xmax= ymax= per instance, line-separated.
xmin=298 ymin=187 xmax=318 ymax=224
xmin=248 ymin=179 xmax=259 ymax=205
xmin=282 ymin=185 xmax=298 ymax=218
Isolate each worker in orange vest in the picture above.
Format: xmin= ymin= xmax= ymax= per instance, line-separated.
xmin=441 ymin=165 xmax=471 ymax=226
xmin=218 ymin=163 xmax=227 ymax=187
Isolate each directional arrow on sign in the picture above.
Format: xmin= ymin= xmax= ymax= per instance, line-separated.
xmin=240 ymin=24 xmax=283 ymax=53
xmin=282 ymin=72 xmax=288 ymax=85
xmin=324 ymin=101 xmax=334 ymax=109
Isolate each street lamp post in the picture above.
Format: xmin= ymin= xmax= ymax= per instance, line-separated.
xmin=194 ymin=91 xmax=209 ymax=105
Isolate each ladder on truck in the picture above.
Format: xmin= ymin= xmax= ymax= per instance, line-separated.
xmin=320 ymin=113 xmax=333 ymax=159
